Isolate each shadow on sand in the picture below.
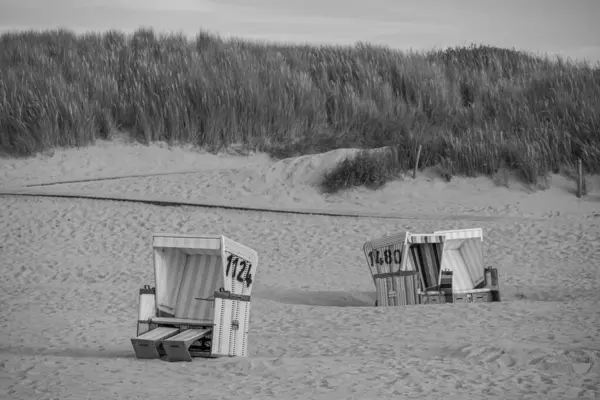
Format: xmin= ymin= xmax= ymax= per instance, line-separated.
xmin=0 ymin=346 xmax=135 ymax=360
xmin=253 ymin=285 xmax=376 ymax=307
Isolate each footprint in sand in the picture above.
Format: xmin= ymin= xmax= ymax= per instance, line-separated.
xmin=572 ymin=363 xmax=592 ymax=374
xmin=497 ymin=354 xmax=517 ymax=368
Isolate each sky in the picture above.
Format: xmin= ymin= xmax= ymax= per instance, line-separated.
xmin=0 ymin=0 xmax=598 ymax=64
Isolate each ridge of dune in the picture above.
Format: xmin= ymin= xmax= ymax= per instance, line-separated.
xmin=2 ymin=141 xmax=598 ymax=220
xmin=259 ymin=148 xmax=367 ymax=187
xmin=0 ymin=139 xmax=273 ymax=188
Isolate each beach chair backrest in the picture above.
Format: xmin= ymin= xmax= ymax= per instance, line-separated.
xmin=173 ymin=253 xmax=222 ymax=320
xmin=214 ymin=237 xmax=259 ymax=357
xmin=152 ymin=235 xmax=223 ymax=320
xmin=363 ymin=232 xmax=419 ymax=306
xmin=363 ymin=233 xmax=408 ymax=279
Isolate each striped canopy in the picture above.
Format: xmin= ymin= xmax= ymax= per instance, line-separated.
xmin=153 ymin=234 xmax=222 ymax=255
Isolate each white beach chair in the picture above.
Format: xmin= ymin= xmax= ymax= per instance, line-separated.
xmin=392 ymin=228 xmax=501 ymax=305
xmin=131 ymin=233 xmax=259 ymax=361
xmin=433 ymin=228 xmax=500 ymax=303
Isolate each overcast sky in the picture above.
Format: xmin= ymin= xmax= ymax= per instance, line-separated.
xmin=0 ymin=0 xmax=598 ymax=64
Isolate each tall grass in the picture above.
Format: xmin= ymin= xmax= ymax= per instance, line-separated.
xmin=1 ymin=28 xmax=599 ymax=190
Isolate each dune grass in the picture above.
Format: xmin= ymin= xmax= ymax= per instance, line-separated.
xmin=1 ymin=28 xmax=599 ymax=191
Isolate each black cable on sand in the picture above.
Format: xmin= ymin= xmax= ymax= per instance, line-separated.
xmin=0 ymin=186 xmax=544 ymax=222
xmin=21 ymin=169 xmax=207 ymax=187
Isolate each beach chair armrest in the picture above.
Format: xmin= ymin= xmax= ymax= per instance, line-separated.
xmin=151 ymin=317 xmax=213 ymax=326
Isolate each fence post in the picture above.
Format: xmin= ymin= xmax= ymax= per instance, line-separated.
xmin=576 ymin=158 xmax=583 ymax=198
xmin=413 ymin=145 xmax=422 ymax=179
xmin=389 ymin=146 xmax=398 ymax=171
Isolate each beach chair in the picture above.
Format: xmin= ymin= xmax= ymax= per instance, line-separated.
xmin=401 ymin=233 xmax=448 ymax=304
xmin=130 ymin=233 xmax=259 ymax=361
xmin=363 ymin=233 xmax=420 ymax=307
xmin=433 ymin=228 xmax=501 ymax=303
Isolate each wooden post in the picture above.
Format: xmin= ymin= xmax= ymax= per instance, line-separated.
xmin=413 ymin=145 xmax=422 ymax=179
xmin=389 ymin=146 xmax=398 ymax=171
xmin=577 ymin=158 xmax=583 ymax=198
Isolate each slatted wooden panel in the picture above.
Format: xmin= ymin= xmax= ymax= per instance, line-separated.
xmin=173 ymin=254 xmax=222 ymax=321
xmin=375 ymin=271 xmax=420 ymax=306
xmin=363 ymin=233 xmax=420 ymax=306
xmin=212 ymin=237 xmax=258 ymax=357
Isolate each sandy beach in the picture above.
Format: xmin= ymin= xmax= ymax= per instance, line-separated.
xmin=1 ymin=141 xmax=599 ymax=399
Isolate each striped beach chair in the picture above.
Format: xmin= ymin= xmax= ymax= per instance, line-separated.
xmin=404 ymin=233 xmax=446 ymax=291
xmin=131 ymin=234 xmax=259 ymax=361
xmin=363 ymin=228 xmax=500 ymax=307
xmin=363 ymin=233 xmax=420 ymax=307
xmin=402 ymin=233 xmax=447 ymax=304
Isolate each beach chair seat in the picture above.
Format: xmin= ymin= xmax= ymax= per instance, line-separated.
xmin=163 ymin=328 xmax=212 ymax=362
xmin=131 ymin=327 xmax=179 ymax=359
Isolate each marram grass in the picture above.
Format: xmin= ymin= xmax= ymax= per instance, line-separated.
xmin=0 ymin=28 xmax=598 ymax=191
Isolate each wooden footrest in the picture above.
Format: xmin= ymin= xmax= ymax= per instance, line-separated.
xmin=453 ymin=288 xmax=494 ymax=303
xmin=163 ymin=328 xmax=212 ymax=362
xmin=131 ymin=327 xmax=179 ymax=359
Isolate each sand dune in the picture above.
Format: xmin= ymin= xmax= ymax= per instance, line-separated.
xmin=1 ymin=142 xmax=599 ymax=399
xmin=1 ymin=141 xmax=599 ymax=220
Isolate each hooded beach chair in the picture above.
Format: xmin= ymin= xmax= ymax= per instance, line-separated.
xmin=401 ymin=232 xmax=448 ymax=304
xmin=363 ymin=228 xmax=500 ymax=307
xmin=403 ymin=229 xmax=501 ymax=304
xmin=131 ymin=233 xmax=258 ymax=361
xmin=363 ymin=233 xmax=420 ymax=307
xmin=434 ymin=228 xmax=500 ymax=302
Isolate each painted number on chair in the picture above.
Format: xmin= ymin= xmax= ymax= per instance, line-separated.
xmin=226 ymin=254 xmax=253 ymax=286
xmin=367 ymin=249 xmax=402 ymax=267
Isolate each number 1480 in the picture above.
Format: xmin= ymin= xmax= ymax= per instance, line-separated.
xmin=367 ymin=249 xmax=402 ymax=266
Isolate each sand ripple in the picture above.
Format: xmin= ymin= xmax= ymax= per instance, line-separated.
xmin=1 ymin=195 xmax=599 ymax=399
